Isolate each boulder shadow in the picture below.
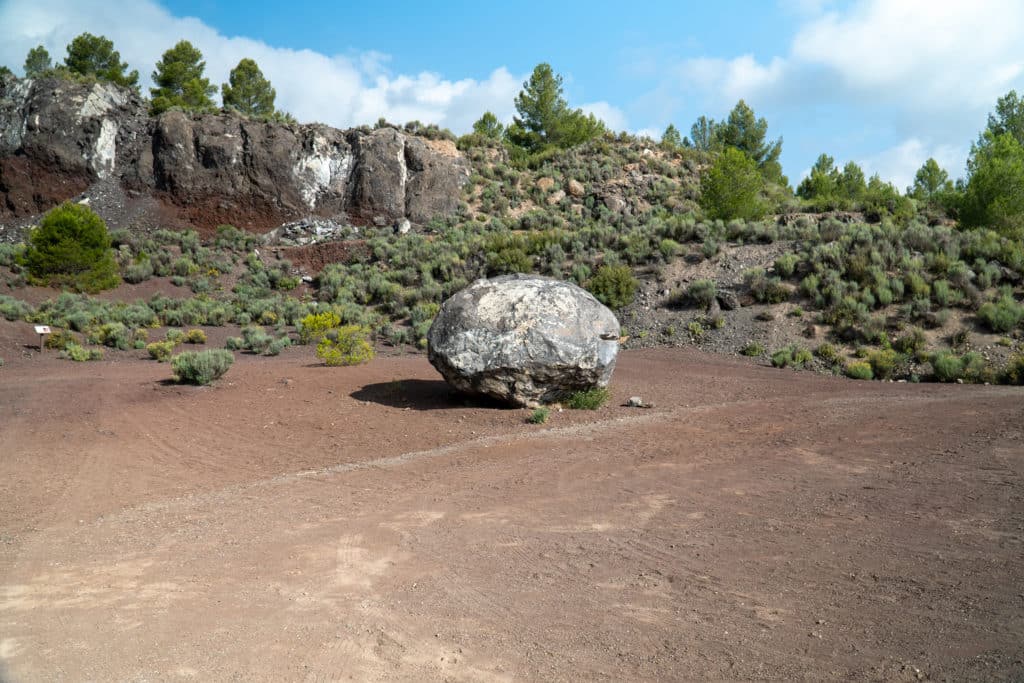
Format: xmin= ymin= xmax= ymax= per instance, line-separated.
xmin=350 ymin=379 xmax=512 ymax=411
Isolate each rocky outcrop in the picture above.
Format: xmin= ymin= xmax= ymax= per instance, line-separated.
xmin=427 ymin=274 xmax=621 ymax=407
xmin=0 ymin=76 xmax=470 ymax=236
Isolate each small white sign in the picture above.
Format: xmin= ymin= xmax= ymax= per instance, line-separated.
xmin=34 ymin=325 xmax=51 ymax=335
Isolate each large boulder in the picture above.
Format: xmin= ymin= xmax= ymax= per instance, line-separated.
xmin=427 ymin=274 xmax=621 ymax=406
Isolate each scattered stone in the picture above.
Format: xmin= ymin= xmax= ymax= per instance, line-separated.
xmin=803 ymin=324 xmax=820 ymax=339
xmin=625 ymin=396 xmax=653 ymax=408
xmin=536 ymin=177 xmax=555 ymax=191
xmin=395 ymin=218 xmax=411 ymax=235
xmin=716 ymin=290 xmax=741 ymax=311
xmin=547 ymin=189 xmax=566 ymax=205
xmin=567 ymin=178 xmax=585 ymax=197
xmin=427 ymin=274 xmax=621 ymax=407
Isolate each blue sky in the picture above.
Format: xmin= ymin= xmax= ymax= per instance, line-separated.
xmin=3 ymin=0 xmax=1024 ymax=189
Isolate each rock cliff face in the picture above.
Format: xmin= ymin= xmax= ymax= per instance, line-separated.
xmin=0 ymin=76 xmax=470 ymax=236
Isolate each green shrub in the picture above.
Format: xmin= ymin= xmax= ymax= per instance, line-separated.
xmin=816 ymin=342 xmax=840 ymax=363
xmin=844 ymin=361 xmax=874 ymax=380
xmin=45 ymin=329 xmax=78 ymax=350
xmin=741 ymin=342 xmax=764 ymax=357
xmin=977 ymin=296 xmax=1024 ymax=332
xmin=316 ymin=325 xmax=375 ymax=366
xmin=867 ymin=348 xmax=900 ymax=380
xmin=774 ymin=253 xmax=800 ymax=278
xmin=240 ymin=325 xmax=273 ymax=354
xmin=772 ymin=344 xmax=812 ymax=368
xmin=892 ymin=327 xmax=926 ymax=353
xmin=171 ymin=349 xmax=234 ymax=385
xmin=266 ymin=336 xmax=291 ymax=356
xmin=147 ymin=340 xmax=176 ymax=362
xmin=686 ymin=279 xmax=717 ymax=309
xmin=185 ymin=328 xmax=207 ymax=344
xmin=0 ymin=295 xmax=34 ymax=321
xmin=61 ymin=343 xmax=104 ymax=362
xmin=1003 ymin=353 xmax=1024 ymax=384
xmin=527 ymin=406 xmax=550 ymax=424
xmin=931 ymin=352 xmax=964 ymax=382
xmin=165 ymin=328 xmax=186 ymax=345
xmin=744 ymin=268 xmax=790 ymax=304
xmin=562 ymin=387 xmax=610 ymax=410
xmin=699 ymin=147 xmax=766 ymax=220
xmin=586 ymin=265 xmax=637 ymax=309
xmin=298 ymin=310 xmax=341 ymax=344
xmin=22 ymin=202 xmax=120 ymax=292
xmin=225 ymin=336 xmax=244 ymax=350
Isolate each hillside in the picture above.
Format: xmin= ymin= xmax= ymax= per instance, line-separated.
xmin=0 ymin=75 xmax=1023 ymax=386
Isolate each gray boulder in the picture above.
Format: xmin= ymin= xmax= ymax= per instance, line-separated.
xmin=427 ymin=274 xmax=621 ymax=407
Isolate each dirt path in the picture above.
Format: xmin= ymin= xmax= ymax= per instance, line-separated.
xmin=1 ymin=348 xmax=1022 ymax=681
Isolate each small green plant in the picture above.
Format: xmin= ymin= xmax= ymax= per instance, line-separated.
xmin=527 ymin=406 xmax=550 ymax=424
xmin=844 ymin=361 xmax=874 ymax=380
xmin=686 ymin=279 xmax=717 ymax=309
xmin=977 ymin=295 xmax=1024 ymax=333
xmin=61 ymin=343 xmax=104 ymax=362
xmin=741 ymin=341 xmax=764 ymax=357
xmin=586 ymin=264 xmax=638 ymax=310
xmin=185 ymin=328 xmax=207 ymax=344
xmin=171 ymin=349 xmax=234 ymax=385
xmin=265 ymin=336 xmax=291 ymax=356
xmin=771 ymin=344 xmax=813 ymax=368
xmin=165 ymin=328 xmax=186 ymax=345
xmin=562 ymin=387 xmax=610 ymax=410
xmin=298 ymin=310 xmax=342 ymax=344
xmin=147 ymin=340 xmax=176 ymax=362
xmin=931 ymin=352 xmax=964 ymax=382
xmin=867 ymin=348 xmax=899 ymax=380
xmin=816 ymin=342 xmax=840 ymax=363
xmin=316 ymin=325 xmax=375 ymax=366
xmin=687 ymin=321 xmax=705 ymax=339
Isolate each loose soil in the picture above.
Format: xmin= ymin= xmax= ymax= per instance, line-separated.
xmin=0 ymin=344 xmax=1022 ymax=681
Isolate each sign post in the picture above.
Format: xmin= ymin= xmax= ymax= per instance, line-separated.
xmin=34 ymin=325 xmax=51 ymax=352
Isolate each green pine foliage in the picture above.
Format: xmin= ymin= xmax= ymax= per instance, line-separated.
xmin=63 ymin=33 xmax=138 ymax=88
xmin=23 ymin=203 xmax=120 ymax=292
xmin=222 ymin=58 xmax=276 ymax=117
xmin=699 ymin=147 xmax=766 ymax=220
xmin=150 ymin=40 xmax=218 ymax=115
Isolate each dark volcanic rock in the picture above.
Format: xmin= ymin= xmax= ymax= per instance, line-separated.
xmin=427 ymin=274 xmax=621 ymax=407
xmin=0 ymin=76 xmax=470 ymax=236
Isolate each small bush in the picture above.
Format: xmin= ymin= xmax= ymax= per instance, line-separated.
xmin=171 ymin=349 xmax=234 ymax=385
xmin=61 ymin=343 xmax=104 ymax=362
xmin=816 ymin=342 xmax=840 ymax=363
xmin=147 ymin=340 xmax=176 ymax=362
xmin=892 ymin=327 xmax=926 ymax=354
xmin=225 ymin=336 xmax=244 ymax=350
xmin=562 ymin=387 xmax=610 ymax=410
xmin=844 ymin=361 xmax=874 ymax=380
xmin=686 ymin=279 xmax=717 ymax=309
xmin=185 ymin=328 xmax=207 ymax=344
xmin=45 ymin=329 xmax=78 ymax=350
xmin=165 ymin=328 xmax=186 ymax=345
xmin=741 ymin=342 xmax=764 ymax=357
xmin=931 ymin=352 xmax=964 ymax=382
xmin=527 ymin=406 xmax=550 ymax=424
xmin=867 ymin=348 xmax=900 ymax=380
xmin=316 ymin=325 xmax=375 ymax=366
xmin=771 ymin=344 xmax=813 ymax=368
xmin=266 ymin=336 xmax=291 ymax=356
xmin=587 ymin=265 xmax=638 ymax=310
xmin=977 ymin=296 xmax=1024 ymax=332
xmin=298 ymin=311 xmax=341 ymax=344
xmin=240 ymin=325 xmax=273 ymax=354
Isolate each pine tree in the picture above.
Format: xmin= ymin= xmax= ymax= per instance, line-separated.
xmin=150 ymin=40 xmax=217 ymax=115
xmin=222 ymin=58 xmax=276 ymax=117
xmin=24 ymin=45 xmax=52 ymax=78
xmin=63 ymin=33 xmax=138 ymax=88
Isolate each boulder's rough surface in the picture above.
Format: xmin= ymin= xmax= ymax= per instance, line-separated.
xmin=427 ymin=274 xmax=621 ymax=406
xmin=0 ymin=76 xmax=470 ymax=237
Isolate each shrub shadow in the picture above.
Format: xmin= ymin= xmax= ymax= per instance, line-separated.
xmin=351 ymin=379 xmax=512 ymax=411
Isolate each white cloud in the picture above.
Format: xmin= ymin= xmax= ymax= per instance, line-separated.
xmin=579 ymin=101 xmax=628 ymax=132
xmin=0 ymin=0 xmax=521 ymax=132
xmin=859 ymin=138 xmax=966 ymax=193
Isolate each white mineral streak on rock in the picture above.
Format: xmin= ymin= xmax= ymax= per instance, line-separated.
xmin=76 ymin=83 xmax=126 ymax=123
xmin=91 ymin=118 xmax=117 ymax=178
xmin=293 ymin=134 xmax=352 ymax=208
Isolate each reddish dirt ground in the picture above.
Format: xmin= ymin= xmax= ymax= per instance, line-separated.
xmin=0 ymin=340 xmax=1022 ymax=681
